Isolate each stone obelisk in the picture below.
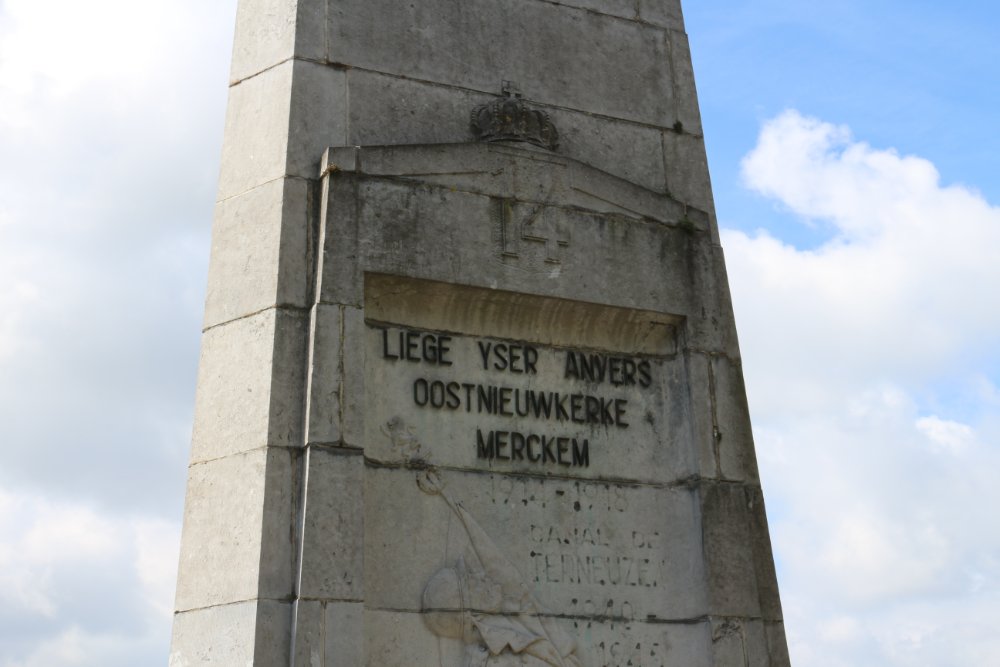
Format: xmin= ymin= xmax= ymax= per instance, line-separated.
xmin=170 ymin=1 xmax=791 ymax=665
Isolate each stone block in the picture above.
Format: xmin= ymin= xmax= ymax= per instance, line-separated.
xmin=711 ymin=618 xmax=771 ymax=667
xmin=306 ymin=304 xmax=343 ymax=445
xmin=554 ymin=103 xmax=667 ymax=192
xmin=328 ymin=0 xmax=675 ymax=127
xmin=291 ymin=600 xmax=324 ymax=667
xmin=712 ymin=355 xmax=760 ymax=484
xmin=316 ymin=175 xmax=363 ymax=307
xmin=170 ymin=599 xmax=292 ymax=667
xmin=326 ymin=602 xmax=364 ymax=666
xmin=218 ymin=60 xmax=347 ymax=202
xmin=287 ymin=60 xmax=349 ymax=185
xmin=229 ymin=0 xmax=326 ymax=83
xmin=663 ymin=128 xmax=717 ymax=218
xmin=687 ymin=351 xmax=720 ymax=480
xmin=290 ymin=601 xmax=364 ymax=666
xmin=217 ymin=61 xmax=296 ymax=202
xmin=346 ymin=69 xmax=491 ymax=147
xmin=174 ymin=448 xmax=297 ymax=611
xmin=298 ymin=447 xmax=364 ymax=600
xmin=341 ymin=306 xmax=365 ymax=448
xmin=701 ymin=483 xmax=762 ymax=618
xmin=254 ymin=599 xmax=296 ymax=664
xmin=668 ymin=29 xmax=704 ymax=136
xmin=749 ymin=487 xmax=784 ymax=622
xmin=766 ymin=621 xmax=792 ymax=667
xmin=190 ymin=308 xmax=308 ymax=462
xmin=204 ymin=177 xmax=311 ymax=329
xmin=689 ymin=350 xmax=760 ymax=484
xmin=685 ymin=242 xmax=742 ymax=358
xmin=639 ymin=0 xmax=686 ymax=31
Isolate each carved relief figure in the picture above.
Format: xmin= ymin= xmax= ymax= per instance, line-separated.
xmin=418 ymin=471 xmax=583 ymax=667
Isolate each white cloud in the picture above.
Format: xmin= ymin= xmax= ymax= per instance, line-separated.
xmin=726 ymin=110 xmax=1000 ymax=666
xmin=915 ymin=415 xmax=974 ymax=453
xmin=729 ymin=111 xmax=1000 ymax=412
xmin=0 ymin=487 xmax=181 ymax=667
xmin=0 ymin=1 xmax=234 ymax=665
xmin=0 ymin=0 xmax=235 ymax=511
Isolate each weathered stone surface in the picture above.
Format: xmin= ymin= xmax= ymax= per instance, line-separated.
xmin=668 ymin=29 xmax=704 ymax=136
xmin=229 ymin=0 xmax=325 ymax=83
xmin=217 ymin=61 xmax=295 ymax=202
xmin=539 ymin=0 xmax=638 ymax=21
xmin=170 ymin=600 xmax=291 ymax=667
xmin=290 ymin=600 xmax=325 ymax=667
xmin=702 ymin=482 xmax=764 ymax=618
xmin=316 ymin=145 xmax=702 ymax=313
xmin=297 ymin=447 xmax=364 ymax=600
xmin=750 ymin=487 xmax=785 ymax=622
xmin=204 ymin=177 xmax=311 ymax=328
xmin=345 ymin=70 xmax=668 ymax=191
xmin=328 ymin=0 xmax=675 ymax=127
xmin=663 ymin=128 xmax=717 ymax=223
xmin=688 ymin=351 xmax=722 ymax=480
xmin=686 ymin=242 xmax=743 ymax=357
xmin=712 ymin=618 xmax=771 ymax=667
xmin=363 ymin=608 xmax=714 ymax=667
xmin=766 ymin=621 xmax=793 ymax=667
xmin=341 ymin=306 xmax=366 ymax=448
xmin=174 ymin=447 xmax=297 ymax=611
xmin=286 ymin=61 xmax=349 ymax=186
xmin=364 ymin=466 xmax=708 ymax=622
xmin=217 ymin=60 xmax=346 ymax=202
xmin=326 ymin=602 xmax=364 ymax=665
xmin=345 ymin=69 xmax=490 ymax=148
xmin=639 ymin=0 xmax=687 ymax=31
xmin=712 ymin=355 xmax=760 ymax=483
xmin=190 ymin=308 xmax=307 ymax=462
xmin=292 ymin=600 xmax=365 ymax=667
xmin=305 ymin=304 xmax=343 ymax=445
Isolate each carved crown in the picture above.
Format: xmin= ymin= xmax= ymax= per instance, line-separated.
xmin=471 ymin=83 xmax=559 ymax=151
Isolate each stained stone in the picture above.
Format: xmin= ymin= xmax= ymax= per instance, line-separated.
xmin=170 ymin=0 xmax=791 ymax=665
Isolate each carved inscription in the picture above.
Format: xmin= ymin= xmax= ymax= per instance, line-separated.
xmin=377 ymin=326 xmax=660 ymax=470
xmin=364 ymin=308 xmax=696 ymax=666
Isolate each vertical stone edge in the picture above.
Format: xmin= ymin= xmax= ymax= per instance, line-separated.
xmin=290 ymin=150 xmax=368 ymax=667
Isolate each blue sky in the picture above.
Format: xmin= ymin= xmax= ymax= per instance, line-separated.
xmin=689 ymin=0 xmax=1000 ymax=246
xmin=0 ymin=1 xmax=998 ymax=666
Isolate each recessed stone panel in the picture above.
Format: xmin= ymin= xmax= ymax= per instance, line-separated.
xmin=363 ymin=467 xmax=707 ymax=621
xmin=364 ymin=319 xmax=694 ymax=485
xmin=352 ymin=273 xmax=712 ymax=659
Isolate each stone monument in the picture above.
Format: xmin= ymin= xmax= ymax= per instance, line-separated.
xmin=170 ymin=1 xmax=790 ymax=665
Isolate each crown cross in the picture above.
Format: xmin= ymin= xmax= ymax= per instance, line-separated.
xmin=471 ymin=82 xmax=559 ymax=151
